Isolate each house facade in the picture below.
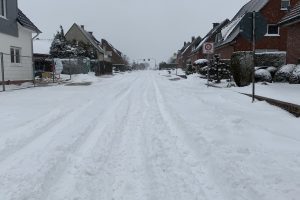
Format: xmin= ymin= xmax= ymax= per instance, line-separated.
xmin=191 ymin=20 xmax=230 ymax=63
xmin=0 ymin=0 xmax=41 ymax=84
xmin=65 ymin=23 xmax=104 ymax=61
xmin=176 ymin=41 xmax=190 ymax=68
xmin=101 ymin=39 xmax=125 ymax=65
xmin=279 ymin=1 xmax=300 ymax=64
xmin=215 ymin=0 xmax=298 ymax=59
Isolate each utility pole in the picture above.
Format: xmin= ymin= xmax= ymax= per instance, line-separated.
xmin=1 ymin=52 xmax=5 ymax=91
xmin=252 ymin=11 xmax=256 ymax=103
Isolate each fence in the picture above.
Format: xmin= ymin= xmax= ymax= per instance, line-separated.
xmin=0 ymin=52 xmax=35 ymax=92
xmin=1 ymin=52 xmax=114 ymax=92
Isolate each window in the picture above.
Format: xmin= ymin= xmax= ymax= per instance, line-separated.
xmin=10 ymin=47 xmax=21 ymax=64
xmin=0 ymin=0 xmax=6 ymax=17
xmin=281 ymin=0 xmax=290 ymax=10
xmin=267 ymin=25 xmax=279 ymax=35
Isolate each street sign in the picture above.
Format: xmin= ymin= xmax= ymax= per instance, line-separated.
xmin=240 ymin=12 xmax=267 ymax=42
xmin=203 ymin=42 xmax=214 ymax=54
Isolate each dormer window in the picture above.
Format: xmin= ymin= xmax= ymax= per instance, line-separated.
xmin=0 ymin=0 xmax=6 ymax=17
xmin=281 ymin=0 xmax=290 ymax=10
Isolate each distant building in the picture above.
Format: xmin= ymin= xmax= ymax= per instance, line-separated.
xmin=101 ymin=39 xmax=125 ymax=65
xmin=65 ymin=23 xmax=104 ymax=61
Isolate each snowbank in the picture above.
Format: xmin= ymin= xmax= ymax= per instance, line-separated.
xmin=61 ymin=72 xmax=99 ymax=83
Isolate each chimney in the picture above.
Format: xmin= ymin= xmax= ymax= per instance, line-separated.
xmin=213 ymin=23 xmax=220 ymax=28
xmin=184 ymin=42 xmax=187 ymax=46
xmin=88 ymin=31 xmax=93 ymax=35
xmin=81 ymin=25 xmax=85 ymax=30
xmin=191 ymin=36 xmax=195 ymax=42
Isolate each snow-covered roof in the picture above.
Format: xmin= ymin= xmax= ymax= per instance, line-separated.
xmin=33 ymin=38 xmax=52 ymax=55
xmin=17 ymin=9 xmax=41 ymax=33
xmin=279 ymin=1 xmax=300 ymax=26
xmin=221 ymin=16 xmax=244 ymax=41
xmin=217 ymin=0 xmax=269 ymax=47
xmin=71 ymin=23 xmax=104 ymax=54
xmin=194 ymin=19 xmax=230 ymax=52
xmin=195 ymin=37 xmax=208 ymax=51
xmin=232 ymin=0 xmax=269 ymax=21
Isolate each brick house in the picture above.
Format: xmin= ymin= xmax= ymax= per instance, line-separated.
xmin=176 ymin=41 xmax=191 ymax=68
xmin=101 ymin=39 xmax=125 ymax=65
xmin=190 ymin=20 xmax=230 ymax=63
xmin=279 ymin=1 xmax=300 ymax=64
xmin=215 ymin=0 xmax=298 ymax=59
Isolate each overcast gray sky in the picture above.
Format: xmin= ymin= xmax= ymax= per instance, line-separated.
xmin=19 ymin=0 xmax=249 ymax=63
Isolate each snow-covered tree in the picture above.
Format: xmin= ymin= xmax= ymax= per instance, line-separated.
xmin=50 ymin=26 xmax=69 ymax=58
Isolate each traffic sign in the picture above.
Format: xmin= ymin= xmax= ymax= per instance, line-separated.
xmin=240 ymin=12 xmax=267 ymax=42
xmin=203 ymin=42 xmax=214 ymax=54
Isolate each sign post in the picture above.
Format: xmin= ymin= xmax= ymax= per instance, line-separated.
xmin=203 ymin=42 xmax=214 ymax=87
xmin=1 ymin=53 xmax=5 ymax=91
xmin=240 ymin=11 xmax=267 ymax=103
xmin=252 ymin=11 xmax=256 ymax=103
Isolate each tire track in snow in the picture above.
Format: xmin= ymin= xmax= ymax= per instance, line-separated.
xmin=0 ymin=75 xmax=139 ymax=200
xmin=40 ymin=75 xmax=141 ymax=200
xmin=0 ymin=74 xmax=137 ymax=165
xmin=151 ymin=73 xmax=226 ymax=200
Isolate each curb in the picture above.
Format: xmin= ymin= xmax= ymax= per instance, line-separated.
xmin=241 ymin=93 xmax=300 ymax=118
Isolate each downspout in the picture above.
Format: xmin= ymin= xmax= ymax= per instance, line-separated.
xmin=31 ymin=33 xmax=40 ymax=86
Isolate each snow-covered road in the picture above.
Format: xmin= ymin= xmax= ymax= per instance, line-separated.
xmin=0 ymin=71 xmax=299 ymax=200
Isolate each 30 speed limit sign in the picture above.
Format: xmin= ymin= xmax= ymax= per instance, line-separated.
xmin=203 ymin=42 xmax=214 ymax=54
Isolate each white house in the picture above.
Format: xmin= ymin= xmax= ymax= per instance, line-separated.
xmin=0 ymin=0 xmax=41 ymax=84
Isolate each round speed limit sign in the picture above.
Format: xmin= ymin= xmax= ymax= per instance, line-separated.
xmin=203 ymin=42 xmax=214 ymax=54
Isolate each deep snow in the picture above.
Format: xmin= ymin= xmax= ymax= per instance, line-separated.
xmin=0 ymin=71 xmax=299 ymax=200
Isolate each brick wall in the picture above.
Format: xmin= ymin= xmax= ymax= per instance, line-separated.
xmin=286 ymin=23 xmax=300 ymax=64
xmin=215 ymin=45 xmax=234 ymax=59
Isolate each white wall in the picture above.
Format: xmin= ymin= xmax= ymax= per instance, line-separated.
xmin=0 ymin=24 xmax=34 ymax=82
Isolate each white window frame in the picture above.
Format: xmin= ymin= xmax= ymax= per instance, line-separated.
xmin=266 ymin=24 xmax=280 ymax=36
xmin=281 ymin=0 xmax=290 ymax=10
xmin=0 ymin=0 xmax=6 ymax=18
xmin=10 ymin=47 xmax=22 ymax=65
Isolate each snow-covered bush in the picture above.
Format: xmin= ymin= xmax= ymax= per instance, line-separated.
xmin=231 ymin=51 xmax=253 ymax=87
xmin=255 ymin=69 xmax=272 ymax=83
xmin=185 ymin=65 xmax=195 ymax=75
xmin=274 ymin=64 xmax=296 ymax=82
xmin=289 ymin=65 xmax=300 ymax=84
xmin=266 ymin=66 xmax=278 ymax=78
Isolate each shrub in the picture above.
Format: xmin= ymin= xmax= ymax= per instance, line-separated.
xmin=274 ymin=64 xmax=296 ymax=82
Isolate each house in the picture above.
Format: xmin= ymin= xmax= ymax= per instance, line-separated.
xmin=176 ymin=36 xmax=202 ymax=68
xmin=101 ymin=39 xmax=125 ymax=65
xmin=215 ymin=0 xmax=298 ymax=59
xmin=185 ymin=36 xmax=202 ymax=65
xmin=65 ymin=23 xmax=104 ymax=61
xmin=279 ymin=1 xmax=300 ymax=64
xmin=191 ymin=20 xmax=229 ymax=63
xmin=0 ymin=0 xmax=41 ymax=84
xmin=176 ymin=41 xmax=191 ymax=68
